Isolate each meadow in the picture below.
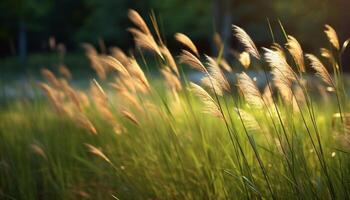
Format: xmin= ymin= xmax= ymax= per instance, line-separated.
xmin=1 ymin=9 xmax=350 ymax=199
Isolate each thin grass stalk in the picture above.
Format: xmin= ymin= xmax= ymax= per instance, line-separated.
xmin=264 ymin=20 xmax=304 ymax=195
xmin=262 ymin=91 xmax=301 ymax=196
xmin=289 ymin=79 xmax=336 ymax=199
xmin=293 ymin=74 xmax=337 ymax=199
xmin=181 ymin=75 xmax=219 ymax=195
xmin=134 ymin=48 xmax=193 ymax=196
xmin=257 ymin=62 xmax=303 ymax=196
xmin=234 ymin=103 xmax=275 ymax=199
xmin=272 ymin=65 xmax=323 ymax=174
xmin=209 ymin=86 xmax=253 ymax=196
xmin=148 ymin=73 xmax=190 ymax=196
xmin=180 ymin=68 xmax=210 ymax=158
xmin=333 ymin=48 xmax=345 ymax=123
xmin=277 ymin=22 xmax=336 ymax=198
xmin=225 ymin=83 xmax=275 ymax=198
xmin=221 ymin=96 xmax=256 ymax=199
xmin=201 ymin=64 xmax=257 ymax=197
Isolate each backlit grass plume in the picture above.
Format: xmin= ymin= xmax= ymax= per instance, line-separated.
xmin=189 ymin=82 xmax=222 ymax=119
xmin=100 ymin=55 xmax=129 ymax=76
xmin=324 ymin=24 xmax=340 ymax=50
xmin=75 ymin=114 xmax=97 ymax=135
xmin=85 ymin=143 xmax=111 ymax=164
xmin=286 ymin=36 xmax=305 ymax=72
xmin=160 ymin=45 xmax=179 ymax=76
xmin=121 ymin=110 xmax=140 ymax=126
xmin=232 ymin=25 xmax=260 ymax=59
xmin=128 ymin=27 xmax=162 ymax=58
xmin=128 ymin=9 xmax=151 ymax=35
xmin=128 ymin=9 xmax=162 ymax=58
xmin=263 ymin=47 xmax=296 ymax=105
xmin=175 ymin=33 xmax=199 ymax=57
xmin=235 ymin=108 xmax=261 ymax=132
xmin=306 ymin=54 xmax=334 ymax=87
xmin=237 ymin=72 xmax=264 ymax=108
xmin=205 ymin=55 xmax=230 ymax=94
xmin=178 ymin=50 xmax=206 ymax=72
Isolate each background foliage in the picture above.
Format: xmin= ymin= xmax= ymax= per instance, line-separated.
xmin=1 ymin=0 xmax=350 ymax=57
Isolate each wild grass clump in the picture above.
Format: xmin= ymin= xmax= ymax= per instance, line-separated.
xmin=1 ymin=9 xmax=350 ymax=199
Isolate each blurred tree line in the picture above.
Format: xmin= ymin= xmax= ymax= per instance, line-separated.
xmin=0 ymin=0 xmax=349 ymax=59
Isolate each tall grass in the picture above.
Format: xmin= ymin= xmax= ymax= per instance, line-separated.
xmin=1 ymin=9 xmax=350 ymax=199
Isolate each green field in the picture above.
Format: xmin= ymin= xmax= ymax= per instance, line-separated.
xmin=0 ymin=88 xmax=349 ymax=199
xmin=1 ymin=10 xmax=350 ymax=200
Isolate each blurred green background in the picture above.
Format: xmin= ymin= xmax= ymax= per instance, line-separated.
xmin=0 ymin=0 xmax=349 ymax=74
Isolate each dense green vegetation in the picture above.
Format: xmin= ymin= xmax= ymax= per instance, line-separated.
xmin=1 ymin=8 xmax=350 ymax=200
xmin=0 ymin=91 xmax=348 ymax=199
xmin=1 ymin=0 xmax=350 ymax=55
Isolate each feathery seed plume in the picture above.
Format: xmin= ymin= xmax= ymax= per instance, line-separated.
xmin=239 ymin=52 xmax=251 ymax=69
xmin=38 ymin=83 xmax=65 ymax=115
xmin=110 ymin=47 xmax=129 ymax=66
xmin=235 ymin=108 xmax=261 ymax=132
xmin=189 ymin=82 xmax=223 ymax=119
xmin=100 ymin=55 xmax=129 ymax=76
xmin=237 ymin=72 xmax=264 ymax=108
xmin=232 ymin=25 xmax=260 ymax=59
xmin=121 ymin=110 xmax=140 ymax=126
xmin=175 ymin=33 xmax=199 ymax=57
xmin=128 ymin=9 xmax=151 ymax=34
xmin=58 ymin=64 xmax=72 ymax=80
xmin=201 ymin=76 xmax=223 ymax=96
xmin=41 ymin=69 xmax=61 ymax=88
xmin=179 ymin=50 xmax=206 ymax=72
xmin=206 ymin=55 xmax=230 ymax=93
xmin=286 ymin=36 xmax=305 ymax=72
xmin=161 ymin=66 xmax=182 ymax=91
xmin=306 ymin=54 xmax=334 ymax=87
xmin=128 ymin=58 xmax=150 ymax=91
xmin=160 ymin=45 xmax=179 ymax=76
xmin=128 ymin=28 xmax=163 ymax=58
xmin=271 ymin=43 xmax=285 ymax=58
xmin=218 ymin=58 xmax=232 ymax=72
xmin=118 ymin=90 xmax=142 ymax=112
xmin=85 ymin=143 xmax=111 ymax=164
xmin=82 ymin=44 xmax=107 ymax=80
xmin=30 ymin=144 xmax=47 ymax=160
xmin=75 ymin=114 xmax=97 ymax=135
xmin=320 ymin=48 xmax=333 ymax=59
xmin=264 ymin=47 xmax=296 ymax=105
xmin=324 ymin=24 xmax=340 ymax=50
xmin=263 ymin=47 xmax=296 ymax=84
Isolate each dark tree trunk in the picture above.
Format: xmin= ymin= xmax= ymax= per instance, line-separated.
xmin=18 ymin=21 xmax=27 ymax=65
xmin=213 ymin=0 xmax=232 ymax=58
xmin=9 ymin=38 xmax=16 ymax=56
xmin=339 ymin=0 xmax=350 ymax=69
